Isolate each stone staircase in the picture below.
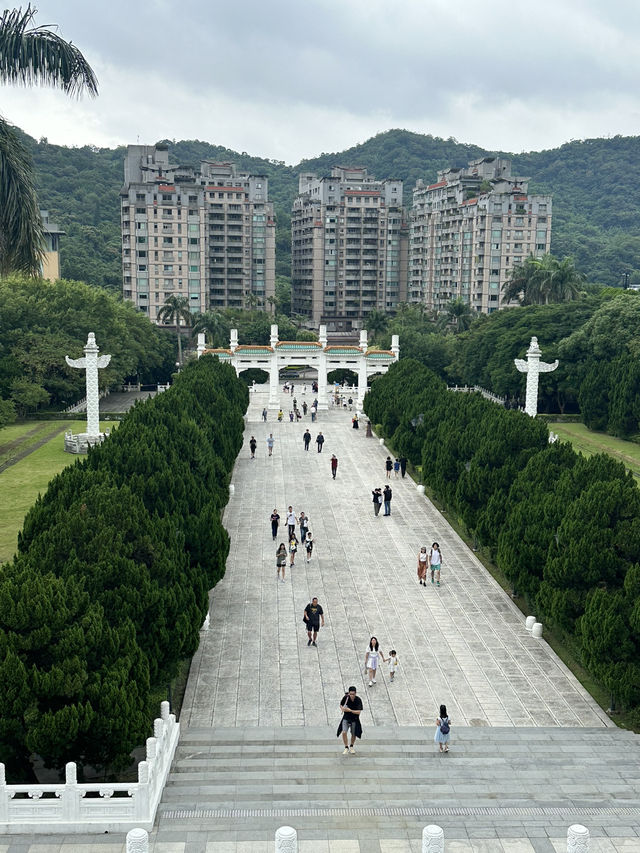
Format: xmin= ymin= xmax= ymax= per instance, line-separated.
xmin=157 ymin=725 xmax=640 ymax=842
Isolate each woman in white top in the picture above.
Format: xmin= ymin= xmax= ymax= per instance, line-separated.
xmin=364 ymin=637 xmax=386 ymax=687
xmin=430 ymin=542 xmax=442 ymax=587
xmin=417 ymin=546 xmax=428 ymax=586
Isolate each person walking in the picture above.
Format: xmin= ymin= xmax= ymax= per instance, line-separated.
xmin=262 ymin=407 xmax=268 ymax=422
xmin=417 ymin=546 xmax=428 ymax=585
xmin=316 ymin=432 xmax=325 ymax=453
xmin=372 ymin=487 xmax=382 ymax=516
xmin=266 ymin=434 xmax=275 ymax=456
xmin=387 ymin=650 xmax=399 ymax=682
xmin=270 ymin=509 xmax=280 ymax=541
xmin=399 ymin=456 xmax=407 ymax=478
xmin=304 ymin=529 xmax=314 ymax=562
xmin=365 ymin=637 xmax=385 ymax=687
xmin=393 ymin=458 xmax=400 ymax=477
xmin=303 ymin=429 xmax=311 ymax=451
xmin=299 ymin=511 xmax=309 ymax=543
xmin=435 ymin=704 xmax=451 ymax=753
xmin=352 ymin=413 xmax=359 ymax=429
xmin=385 ymin=456 xmax=393 ymax=479
xmin=303 ymin=597 xmax=324 ymax=645
xmin=286 ymin=506 xmax=297 ymax=539
xmin=289 ymin=532 xmax=299 ymax=567
xmin=330 ymin=455 xmax=338 ymax=479
xmin=311 ymin=403 xmax=317 ymax=422
xmin=429 ymin=542 xmax=442 ymax=586
xmin=249 ymin=436 xmax=257 ymax=459
xmin=276 ymin=542 xmax=287 ymax=581
xmin=277 ymin=409 xmax=284 ymax=422
xmin=337 ymin=686 xmax=362 ymax=754
xmin=383 ymin=484 xmax=392 ymax=516
xmin=302 ymin=401 xmax=308 ymax=416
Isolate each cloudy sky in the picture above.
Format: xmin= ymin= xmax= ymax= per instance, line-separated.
xmin=2 ymin=0 xmax=639 ymax=162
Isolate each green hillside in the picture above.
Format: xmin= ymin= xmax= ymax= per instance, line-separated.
xmin=26 ymin=128 xmax=640 ymax=292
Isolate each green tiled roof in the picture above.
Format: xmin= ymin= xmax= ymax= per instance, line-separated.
xmin=325 ymin=348 xmax=363 ymax=355
xmin=275 ymin=342 xmax=322 ymax=350
xmin=365 ymin=351 xmax=394 ymax=359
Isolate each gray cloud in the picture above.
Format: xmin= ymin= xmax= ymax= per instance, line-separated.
xmin=6 ymin=0 xmax=640 ymax=160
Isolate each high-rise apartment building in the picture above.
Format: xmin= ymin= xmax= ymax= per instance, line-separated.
xmin=410 ymin=157 xmax=552 ymax=314
xmin=291 ymin=167 xmax=408 ymax=331
xmin=121 ymin=144 xmax=275 ymax=322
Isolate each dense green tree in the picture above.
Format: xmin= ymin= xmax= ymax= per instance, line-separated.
xmin=0 ymin=6 xmax=97 ymax=275
xmin=192 ymin=310 xmax=230 ymax=348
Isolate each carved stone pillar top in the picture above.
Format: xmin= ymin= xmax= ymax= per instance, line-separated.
xmin=567 ymin=823 xmax=590 ymax=853
xmin=126 ymin=827 xmax=149 ymax=853
xmin=275 ymin=825 xmax=297 ymax=852
xmin=422 ymin=823 xmax=444 ymax=853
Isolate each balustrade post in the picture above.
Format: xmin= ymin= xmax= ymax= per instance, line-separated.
xmin=62 ymin=762 xmax=80 ymax=823
xmin=0 ymin=763 xmax=8 ymax=823
xmin=567 ymin=824 xmax=590 ymax=852
xmin=135 ymin=760 xmax=150 ymax=823
xmin=422 ymin=824 xmax=444 ymax=852
xmin=126 ymin=827 xmax=149 ymax=852
xmin=275 ymin=825 xmax=297 ymax=852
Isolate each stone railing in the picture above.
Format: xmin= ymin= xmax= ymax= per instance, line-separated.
xmin=0 ymin=701 xmax=179 ymax=834
xmin=64 ymin=388 xmax=110 ymax=414
xmin=448 ymin=384 xmax=524 ymax=411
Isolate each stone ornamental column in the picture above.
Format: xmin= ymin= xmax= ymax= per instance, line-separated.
xmin=196 ymin=332 xmax=206 ymax=358
xmin=269 ymin=324 xmax=279 ymax=409
xmin=229 ymin=328 xmax=240 ymax=376
xmin=126 ymin=827 xmax=149 ymax=853
xmin=275 ymin=825 xmax=297 ymax=852
xmin=514 ymin=336 xmax=558 ymax=418
xmin=317 ymin=325 xmax=328 ymax=411
xmin=422 ymin=824 xmax=444 ymax=852
xmin=65 ymin=333 xmax=111 ymax=438
xmin=567 ymin=824 xmax=590 ymax=852
xmin=358 ymin=328 xmax=369 ymax=407
xmin=391 ymin=334 xmax=400 ymax=361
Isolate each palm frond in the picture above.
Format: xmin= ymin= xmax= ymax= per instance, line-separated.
xmin=0 ymin=6 xmax=98 ymax=96
xmin=0 ymin=116 xmax=44 ymax=275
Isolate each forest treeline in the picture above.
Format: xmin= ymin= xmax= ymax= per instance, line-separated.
xmin=25 ymin=128 xmax=640 ymax=291
xmin=0 ymin=356 xmax=247 ymax=777
xmin=364 ymin=360 xmax=640 ymax=719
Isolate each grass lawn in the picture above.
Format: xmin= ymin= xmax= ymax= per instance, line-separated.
xmin=0 ymin=420 xmax=116 ymax=564
xmin=550 ymin=421 xmax=640 ymax=480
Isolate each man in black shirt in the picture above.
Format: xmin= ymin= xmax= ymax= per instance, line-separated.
xmin=337 ymin=686 xmax=363 ymax=754
xmin=303 ymin=597 xmax=324 ymax=646
xmin=303 ymin=429 xmax=311 ymax=451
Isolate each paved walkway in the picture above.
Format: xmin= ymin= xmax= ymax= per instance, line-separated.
xmin=182 ymin=386 xmax=608 ymax=730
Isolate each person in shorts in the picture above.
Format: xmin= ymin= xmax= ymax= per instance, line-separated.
xmin=303 ymin=597 xmax=324 ymax=646
xmin=337 ymin=686 xmax=362 ymax=754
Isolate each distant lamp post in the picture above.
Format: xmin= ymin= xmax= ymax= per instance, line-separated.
xmin=622 ymin=272 xmax=630 ymax=289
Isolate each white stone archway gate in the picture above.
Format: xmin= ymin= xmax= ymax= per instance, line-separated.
xmin=197 ymin=325 xmax=399 ymax=410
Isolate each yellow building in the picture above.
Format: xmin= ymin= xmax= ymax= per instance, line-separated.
xmin=40 ymin=210 xmax=64 ymax=280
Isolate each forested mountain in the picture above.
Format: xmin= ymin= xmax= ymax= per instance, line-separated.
xmin=25 ymin=128 xmax=640 ymax=291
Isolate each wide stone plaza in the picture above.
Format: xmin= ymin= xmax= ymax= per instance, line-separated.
xmin=2 ymin=385 xmax=639 ymax=852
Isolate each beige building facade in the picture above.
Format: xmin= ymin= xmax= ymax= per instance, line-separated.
xmin=410 ymin=157 xmax=552 ymax=314
xmin=40 ymin=210 xmax=64 ymax=281
xmin=121 ymin=145 xmax=275 ymax=322
xmin=291 ymin=167 xmax=408 ymax=331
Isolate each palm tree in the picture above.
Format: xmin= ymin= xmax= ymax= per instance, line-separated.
xmin=503 ymin=254 xmax=584 ymax=306
xmin=192 ymin=310 xmax=230 ymax=348
xmin=365 ymin=308 xmax=389 ymax=341
xmin=438 ymin=297 xmax=474 ymax=333
xmin=157 ymin=295 xmax=192 ymax=365
xmin=0 ymin=6 xmax=97 ymax=276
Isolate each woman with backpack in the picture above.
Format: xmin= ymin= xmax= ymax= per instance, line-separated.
xmin=434 ymin=704 xmax=451 ymax=753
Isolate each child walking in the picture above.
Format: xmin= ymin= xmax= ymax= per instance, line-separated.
xmin=387 ymin=650 xmax=399 ymax=682
xmin=434 ymin=704 xmax=451 ymax=753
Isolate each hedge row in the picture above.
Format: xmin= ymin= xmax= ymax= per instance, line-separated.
xmin=0 ymin=355 xmax=247 ymax=776
xmin=365 ymin=360 xmax=640 ymax=713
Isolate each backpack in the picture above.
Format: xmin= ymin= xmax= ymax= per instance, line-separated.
xmin=439 ymin=718 xmax=450 ymax=735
